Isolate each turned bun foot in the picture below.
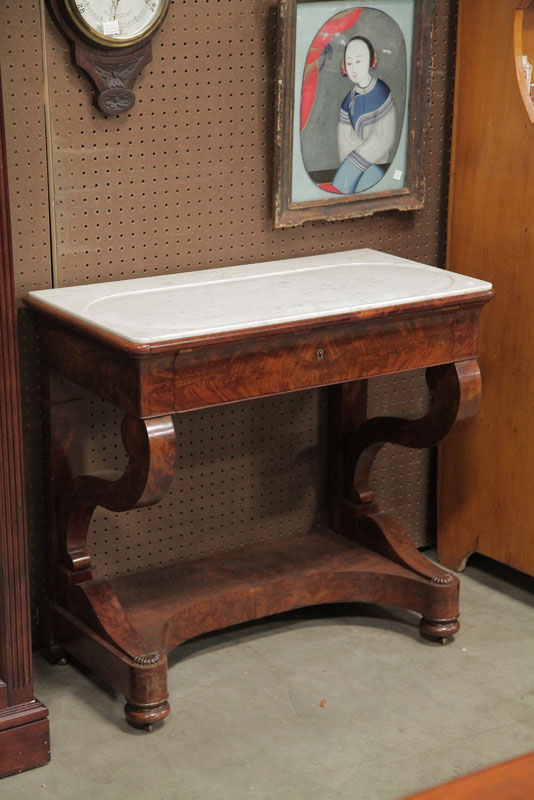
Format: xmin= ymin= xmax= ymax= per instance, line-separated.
xmin=124 ymin=699 xmax=170 ymax=730
xmin=42 ymin=641 xmax=69 ymax=665
xmin=420 ymin=616 xmax=460 ymax=642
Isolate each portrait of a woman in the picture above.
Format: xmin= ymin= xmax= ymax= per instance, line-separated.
xmin=333 ymin=36 xmax=396 ymax=194
xmin=297 ymin=6 xmax=407 ymax=200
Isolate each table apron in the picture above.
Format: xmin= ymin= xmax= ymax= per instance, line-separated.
xmin=38 ymin=305 xmax=482 ymax=416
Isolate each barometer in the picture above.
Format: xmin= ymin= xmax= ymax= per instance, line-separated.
xmin=47 ymin=0 xmax=170 ymax=114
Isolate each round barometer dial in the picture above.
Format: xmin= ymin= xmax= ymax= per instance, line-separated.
xmin=65 ymin=0 xmax=170 ymax=46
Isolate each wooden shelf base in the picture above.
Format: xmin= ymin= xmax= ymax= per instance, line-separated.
xmin=111 ymin=531 xmax=455 ymax=652
xmin=45 ymin=530 xmax=458 ymax=728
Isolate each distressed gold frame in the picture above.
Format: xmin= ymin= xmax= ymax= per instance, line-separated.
xmin=274 ymin=0 xmax=435 ymax=227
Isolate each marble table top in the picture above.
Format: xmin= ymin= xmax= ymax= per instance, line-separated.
xmin=26 ymin=249 xmax=492 ymax=344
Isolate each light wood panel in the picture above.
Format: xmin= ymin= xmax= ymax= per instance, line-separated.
xmin=439 ymin=0 xmax=534 ymax=574
xmin=402 ymin=753 xmax=534 ymax=799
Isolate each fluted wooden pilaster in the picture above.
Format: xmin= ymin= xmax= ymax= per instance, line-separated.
xmin=0 ymin=68 xmax=49 ymax=778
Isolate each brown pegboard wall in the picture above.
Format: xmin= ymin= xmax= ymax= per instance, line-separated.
xmin=2 ymin=0 xmax=458 ymax=619
xmin=44 ymin=0 xmax=456 ymax=283
xmin=0 ymin=2 xmax=52 ymax=293
xmin=368 ymin=370 xmax=431 ymax=547
xmin=0 ymin=2 xmax=54 ymax=620
xmin=78 ymin=389 xmax=327 ymax=579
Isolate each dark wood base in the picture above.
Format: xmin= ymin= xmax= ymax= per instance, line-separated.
xmin=0 ymin=702 xmax=50 ymax=778
xmin=111 ymin=531 xmax=458 ymax=649
xmin=45 ymin=530 xmax=458 ymax=727
xmin=43 ymin=602 xmax=170 ymax=728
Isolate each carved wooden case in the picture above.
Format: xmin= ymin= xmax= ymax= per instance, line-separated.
xmin=46 ymin=0 xmax=170 ymax=114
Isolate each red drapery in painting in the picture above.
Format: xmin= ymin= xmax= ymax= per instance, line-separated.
xmin=300 ymin=8 xmax=363 ymax=131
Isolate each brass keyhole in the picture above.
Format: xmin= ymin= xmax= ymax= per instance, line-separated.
xmin=316 ymin=348 xmax=324 ymax=361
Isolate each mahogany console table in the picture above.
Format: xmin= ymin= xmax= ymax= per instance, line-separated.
xmin=25 ymin=249 xmax=492 ymax=729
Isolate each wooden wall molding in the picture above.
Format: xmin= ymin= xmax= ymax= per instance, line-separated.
xmin=0 ymin=69 xmax=49 ymax=778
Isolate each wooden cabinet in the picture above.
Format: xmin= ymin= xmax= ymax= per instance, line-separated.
xmin=0 ymin=73 xmax=49 ymax=777
xmin=438 ymin=0 xmax=534 ymax=574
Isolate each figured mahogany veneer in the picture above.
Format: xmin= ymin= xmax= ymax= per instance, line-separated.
xmin=31 ymin=296 xmax=486 ymax=418
xmin=25 ymin=256 xmax=492 ymax=729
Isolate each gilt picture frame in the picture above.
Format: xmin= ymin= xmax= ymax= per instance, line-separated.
xmin=274 ymin=0 xmax=434 ymax=227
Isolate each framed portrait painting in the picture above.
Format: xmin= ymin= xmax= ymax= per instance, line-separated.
xmin=274 ymin=0 xmax=434 ymax=227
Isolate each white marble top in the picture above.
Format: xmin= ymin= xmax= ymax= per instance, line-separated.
xmin=27 ymin=249 xmax=492 ymax=344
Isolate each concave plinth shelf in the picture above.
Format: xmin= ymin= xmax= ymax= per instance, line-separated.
xmin=24 ymin=248 xmax=492 ymax=730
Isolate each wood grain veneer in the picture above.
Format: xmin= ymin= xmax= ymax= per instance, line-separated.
xmin=402 ymin=753 xmax=534 ymax=799
xmin=438 ymin=0 xmax=534 ymax=574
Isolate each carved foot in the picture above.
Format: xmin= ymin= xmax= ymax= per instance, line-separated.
xmin=41 ymin=640 xmax=68 ymax=665
xmin=125 ymin=699 xmax=170 ymax=730
xmin=420 ymin=616 xmax=460 ymax=642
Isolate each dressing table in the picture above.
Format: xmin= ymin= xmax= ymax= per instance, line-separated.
xmin=25 ymin=249 xmax=492 ymax=729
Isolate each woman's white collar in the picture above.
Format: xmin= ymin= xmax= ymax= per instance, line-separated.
xmin=353 ymin=75 xmax=377 ymax=95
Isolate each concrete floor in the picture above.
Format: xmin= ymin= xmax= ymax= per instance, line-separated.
xmin=3 ymin=552 xmax=533 ymax=800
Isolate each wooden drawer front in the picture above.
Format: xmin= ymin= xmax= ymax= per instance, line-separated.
xmin=142 ymin=307 xmax=481 ymax=414
xmin=36 ymin=305 xmax=482 ymax=417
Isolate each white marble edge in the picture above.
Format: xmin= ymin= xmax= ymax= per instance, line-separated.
xmin=26 ymin=249 xmax=492 ymax=345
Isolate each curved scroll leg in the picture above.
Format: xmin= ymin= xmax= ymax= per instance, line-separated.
xmin=70 ymin=579 xmax=163 ymax=667
xmin=347 ymin=360 xmax=481 ymax=509
xmin=354 ymin=513 xmax=457 ymax=586
xmin=56 ymin=413 xmax=176 ymax=660
xmin=49 ymin=412 xmax=176 ymax=726
xmin=331 ymin=361 xmax=481 ymax=641
xmin=60 ymin=414 xmax=176 ymax=572
xmin=353 ymin=513 xmax=460 ymax=641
